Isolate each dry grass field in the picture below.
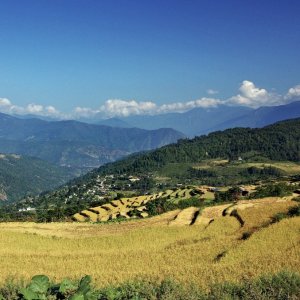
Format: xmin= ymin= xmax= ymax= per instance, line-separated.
xmin=244 ymin=161 xmax=300 ymax=174
xmin=192 ymin=160 xmax=300 ymax=175
xmin=0 ymin=198 xmax=299 ymax=289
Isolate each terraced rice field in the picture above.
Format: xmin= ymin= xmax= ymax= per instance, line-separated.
xmin=168 ymin=196 xmax=297 ymax=229
xmin=169 ymin=206 xmax=200 ymax=226
xmin=73 ymin=187 xmax=203 ymax=222
xmin=0 ymin=197 xmax=298 ymax=289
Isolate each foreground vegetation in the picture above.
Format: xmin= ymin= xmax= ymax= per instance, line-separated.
xmin=1 ymin=271 xmax=300 ymax=299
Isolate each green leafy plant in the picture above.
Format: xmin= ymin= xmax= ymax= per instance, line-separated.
xmin=20 ymin=275 xmax=50 ymax=300
xmin=18 ymin=275 xmax=97 ymax=300
xmin=58 ymin=278 xmax=78 ymax=296
xmin=0 ymin=271 xmax=300 ymax=299
xmin=69 ymin=275 xmax=98 ymax=300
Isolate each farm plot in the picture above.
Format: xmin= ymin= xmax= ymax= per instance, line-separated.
xmin=0 ymin=198 xmax=299 ymax=289
xmin=193 ymin=196 xmax=298 ymax=235
xmin=73 ymin=187 xmax=202 ymax=222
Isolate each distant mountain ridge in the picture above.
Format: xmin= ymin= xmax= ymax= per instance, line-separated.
xmin=119 ymin=105 xmax=252 ymax=136
xmin=92 ymin=101 xmax=300 ymax=137
xmin=0 ymin=153 xmax=77 ymax=202
xmin=97 ymin=117 xmax=131 ymax=128
xmin=13 ymin=101 xmax=300 ymax=137
xmin=207 ymin=101 xmax=300 ymax=133
xmin=0 ymin=113 xmax=184 ymax=169
xmin=1 ymin=101 xmax=299 ymax=170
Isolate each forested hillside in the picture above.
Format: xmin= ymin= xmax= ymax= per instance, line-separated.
xmin=95 ymin=118 xmax=300 ymax=175
xmin=0 ymin=154 xmax=77 ymax=202
xmin=9 ymin=118 xmax=300 ymax=221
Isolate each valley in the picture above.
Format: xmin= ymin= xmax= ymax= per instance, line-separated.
xmin=0 ymin=113 xmax=184 ymax=170
xmin=1 ymin=2 xmax=300 ymax=298
xmin=0 ymin=118 xmax=299 ymax=298
xmin=0 ymin=154 xmax=78 ymax=202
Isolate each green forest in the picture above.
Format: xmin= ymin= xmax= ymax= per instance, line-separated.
xmin=94 ymin=118 xmax=300 ymax=176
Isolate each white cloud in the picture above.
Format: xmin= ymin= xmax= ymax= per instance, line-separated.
xmin=26 ymin=104 xmax=43 ymax=114
xmin=284 ymin=85 xmax=300 ymax=101
xmin=207 ymin=89 xmax=219 ymax=95
xmin=158 ymin=97 xmax=222 ymax=114
xmin=72 ymin=97 xmax=222 ymax=119
xmin=73 ymin=106 xmax=99 ymax=118
xmin=0 ymin=99 xmax=62 ymax=118
xmin=227 ymin=80 xmax=281 ymax=108
xmin=1 ymin=80 xmax=300 ymax=119
xmin=99 ymin=99 xmax=157 ymax=117
xmin=45 ymin=106 xmax=59 ymax=114
xmin=0 ymin=98 xmax=12 ymax=107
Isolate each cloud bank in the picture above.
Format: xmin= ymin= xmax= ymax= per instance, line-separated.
xmin=1 ymin=80 xmax=300 ymax=119
xmin=0 ymin=99 xmax=64 ymax=118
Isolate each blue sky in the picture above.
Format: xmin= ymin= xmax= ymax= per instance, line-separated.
xmin=0 ymin=0 xmax=299 ymax=118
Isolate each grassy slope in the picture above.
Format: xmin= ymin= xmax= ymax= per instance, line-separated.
xmin=0 ymin=199 xmax=298 ymax=288
xmin=158 ymin=160 xmax=300 ymax=176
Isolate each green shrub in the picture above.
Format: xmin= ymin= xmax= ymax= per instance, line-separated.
xmin=0 ymin=271 xmax=299 ymax=299
xmin=288 ymin=205 xmax=300 ymax=217
xmin=177 ymin=197 xmax=202 ymax=209
xmin=272 ymin=212 xmax=287 ymax=223
xmin=98 ymin=278 xmax=204 ymax=300
xmin=271 ymin=204 xmax=300 ymax=223
xmin=209 ymin=271 xmax=300 ymax=300
xmin=251 ymin=183 xmax=293 ymax=199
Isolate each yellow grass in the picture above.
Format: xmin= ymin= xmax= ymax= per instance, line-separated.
xmin=235 ymin=197 xmax=297 ymax=235
xmin=72 ymin=213 xmax=86 ymax=222
xmin=193 ymin=159 xmax=229 ymax=169
xmin=243 ymin=161 xmax=300 ymax=174
xmin=0 ymin=199 xmax=298 ymax=289
xmin=80 ymin=210 xmax=98 ymax=222
xmin=169 ymin=207 xmax=199 ymax=226
xmin=89 ymin=207 xmax=108 ymax=215
xmin=202 ymin=191 xmax=215 ymax=200
xmin=203 ymin=204 xmax=232 ymax=218
xmin=163 ymin=190 xmax=173 ymax=197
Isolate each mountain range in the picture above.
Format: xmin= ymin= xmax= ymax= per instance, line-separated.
xmin=95 ymin=101 xmax=300 ymax=136
xmin=18 ymin=118 xmax=300 ymax=213
xmin=0 ymin=113 xmax=184 ymax=170
xmin=13 ymin=101 xmax=300 ymax=139
xmin=0 ymin=100 xmax=299 ymax=193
